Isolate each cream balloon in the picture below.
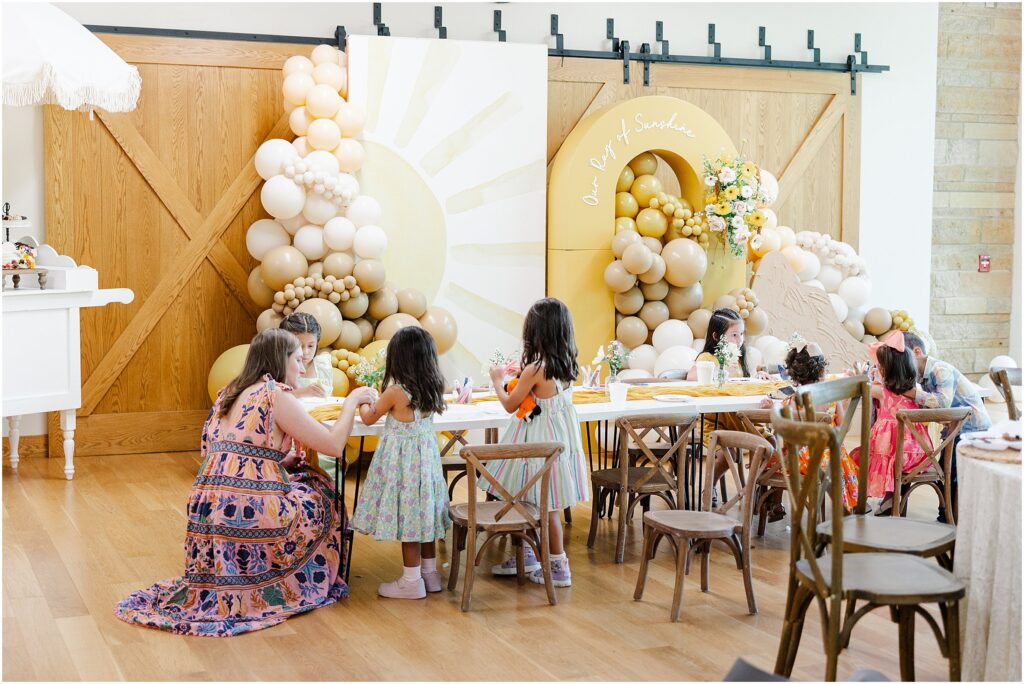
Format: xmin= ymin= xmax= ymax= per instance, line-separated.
xmin=640 ymin=279 xmax=669 ymax=301
xmin=312 ymin=61 xmax=346 ymax=91
xmin=817 ymin=264 xmax=843 ymax=293
xmin=247 ymin=266 xmax=276 ymax=308
xmin=798 ymin=250 xmax=821 ymax=281
xmin=282 ymin=72 xmax=315 ymax=106
xmin=396 ymin=289 xmax=428 ymax=318
xmin=353 ymin=225 xmax=388 ymax=259
xmin=345 ymin=195 xmax=382 ymax=228
xmin=621 ymin=242 xmax=654 ymax=275
xmin=303 ymin=150 xmax=340 ymax=174
xmin=292 ymin=137 xmax=310 ymax=157
xmin=255 ymin=139 xmax=299 ymax=181
xmin=307 ymin=118 xmax=342 ymax=151
xmin=616 ymin=316 xmax=648 ymax=349
xmin=843 ymin=319 xmax=865 ymax=340
xmin=257 ymin=308 xmax=284 ymax=332
xmin=339 ymin=291 xmax=369 ymax=319
xmin=781 ymin=245 xmax=804 ymax=275
xmin=261 ymin=175 xmax=306 ymax=219
xmin=260 ymin=245 xmax=308 ymax=290
xmin=753 ymin=335 xmax=780 ymax=353
xmin=368 ymin=287 xmax=399 ymax=320
xmin=664 ymin=284 xmax=703 ymax=319
xmin=323 ymin=251 xmax=355 ymax=279
xmin=628 ymin=344 xmax=658 ymax=372
xmin=864 ymin=307 xmax=893 ymax=336
xmin=828 ymin=293 xmax=849 ymax=323
xmin=762 ymin=207 xmax=778 ymax=231
xmin=638 ymin=254 xmax=667 ymax=285
xmin=333 ymin=103 xmax=366 ymax=138
xmin=662 ymin=238 xmax=708 ymax=287
xmin=654 ymin=345 xmax=699 ymax=378
xmin=652 ymin=319 xmax=694 ymax=353
xmin=335 ymin=320 xmax=362 ymax=352
xmin=305 ymin=84 xmax=342 ymax=119
xmin=333 ymin=138 xmax=365 ymax=172
xmin=245 ymin=218 xmax=290 ymax=260
xmin=759 ymin=169 xmax=779 ymax=205
xmin=296 ymin=298 xmax=343 ymax=347
xmin=353 ymin=259 xmax=386 ymax=293
xmin=614 ymin=287 xmax=644 ymax=315
xmin=418 ymin=306 xmax=458 ymax=354
xmin=289 ymin=106 xmax=314 ymax=137
xmin=374 ymin=313 xmax=420 ymax=342
xmin=311 ymin=44 xmax=341 ymax=66
xmin=301 ymin=193 xmax=337 ymax=225
xmin=611 ymin=230 xmax=642 ymax=258
xmin=838 ymin=276 xmax=871 ymax=309
xmin=745 ymin=345 xmax=764 ymax=371
xmin=293 ymin=225 xmax=327 ymax=261
xmin=283 ymin=55 xmax=314 ymax=77
xmin=763 ymin=339 xmax=788 ymax=367
xmin=776 ymin=226 xmax=796 ymax=249
xmin=639 ymin=301 xmax=670 ymax=330
xmin=745 ymin=306 xmax=769 ymax=336
xmin=687 ymin=308 xmax=713 ymax=340
xmin=752 ymin=227 xmax=781 ymax=256
xmin=278 ymin=214 xmax=305 ymax=236
xmin=323 ymin=216 xmax=356 ymax=251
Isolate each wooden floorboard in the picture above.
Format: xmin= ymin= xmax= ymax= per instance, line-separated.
xmin=3 ymin=447 xmax=957 ymax=681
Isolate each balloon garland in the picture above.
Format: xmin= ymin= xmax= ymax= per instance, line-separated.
xmin=245 ymin=45 xmax=459 ymax=386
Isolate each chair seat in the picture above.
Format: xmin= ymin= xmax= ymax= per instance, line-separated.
xmin=592 ymin=467 xmax=674 ymax=493
xmin=796 ymin=552 xmax=964 ymax=604
xmin=817 ymin=515 xmax=956 ymax=556
xmin=905 ymin=470 xmax=941 ymax=483
xmin=643 ymin=510 xmax=739 ymax=538
xmin=450 ymin=501 xmax=539 ymax=530
xmin=440 ymin=455 xmax=464 ymax=468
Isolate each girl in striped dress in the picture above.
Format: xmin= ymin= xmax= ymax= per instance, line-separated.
xmin=482 ymin=298 xmax=588 ymax=587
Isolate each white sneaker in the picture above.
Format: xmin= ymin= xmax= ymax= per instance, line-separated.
xmin=491 ymin=547 xmax=541 ymax=576
xmin=378 ymin=576 xmax=426 ymax=599
xmin=421 ymin=570 xmax=443 ymax=593
xmin=528 ymin=557 xmax=572 ymax=587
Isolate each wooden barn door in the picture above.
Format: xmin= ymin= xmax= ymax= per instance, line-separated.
xmin=44 ymin=35 xmax=305 ymax=457
xmin=547 ymin=58 xmax=861 ymax=244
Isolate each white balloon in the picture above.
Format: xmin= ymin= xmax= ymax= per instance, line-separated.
xmin=278 ymin=214 xmax=305 ymax=236
xmin=303 ymin=150 xmax=340 ymax=175
xmin=260 ymin=175 xmax=306 ymax=219
xmin=617 ymin=369 xmax=653 ymax=382
xmin=828 ymin=293 xmax=849 ymax=322
xmin=838 ymin=276 xmax=872 ymax=309
xmin=798 ymin=250 xmax=821 ymax=281
xmin=989 ymin=355 xmax=1018 ymax=370
xmin=754 ymin=335 xmax=780 ymax=353
xmin=763 ymin=339 xmax=788 ymax=367
xmin=654 ymin=345 xmax=699 ymax=378
xmin=254 ymin=140 xmax=298 ymax=181
xmin=692 ymin=339 xmax=706 ymax=352
xmin=762 ymin=207 xmax=778 ymax=231
xmin=627 ymin=344 xmax=658 ymax=373
xmin=804 ymin=279 xmax=825 ymax=291
xmin=847 ymin=306 xmax=867 ymax=324
xmin=302 ymin=194 xmax=337 ymax=225
xmin=293 ymin=225 xmax=327 ymax=261
xmin=777 ymin=226 xmax=796 ymax=249
xmin=334 ymin=174 xmax=360 ymax=204
xmin=652 ymin=319 xmax=694 ymax=353
xmin=817 ymin=264 xmax=843 ymax=293
xmin=323 ymin=216 xmax=356 ymax=251
xmin=745 ymin=345 xmax=763 ymax=371
xmin=345 ymin=195 xmax=382 ymax=228
xmin=245 ymin=219 xmax=290 ymax=260
xmin=759 ymin=170 xmax=779 ymax=205
xmin=292 ymin=137 xmax=310 ymax=157
xmin=353 ymin=224 xmax=388 ymax=259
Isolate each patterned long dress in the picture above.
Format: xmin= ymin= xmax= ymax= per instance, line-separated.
xmin=115 ymin=376 xmax=347 ymax=637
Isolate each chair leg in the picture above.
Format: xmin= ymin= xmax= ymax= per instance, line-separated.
xmin=515 ymin=541 xmax=525 ymax=582
xmin=615 ymin=486 xmax=629 ymax=563
xmin=825 ymin=598 xmax=842 ymax=682
xmin=740 ymin=538 xmax=757 ymax=614
xmin=587 ymin=484 xmax=601 ymax=549
xmin=783 ymin=586 xmax=815 ymax=677
xmin=946 ymin=600 xmax=961 ymax=681
xmin=670 ymin=535 xmax=688 ymax=622
xmin=460 ymin=525 xmax=477 ymax=612
xmin=897 ymin=606 xmax=916 ymax=682
xmin=700 ymin=540 xmax=711 ymax=592
xmin=563 ymin=507 xmax=573 ymax=524
xmin=634 ymin=527 xmax=656 ymax=600
xmin=447 ymin=525 xmax=463 ymax=591
xmin=539 ymin=514 xmax=556 ymax=606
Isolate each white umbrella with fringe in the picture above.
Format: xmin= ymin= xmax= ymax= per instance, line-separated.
xmin=2 ymin=2 xmax=140 ymax=113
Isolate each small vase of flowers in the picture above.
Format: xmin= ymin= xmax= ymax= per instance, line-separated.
xmin=353 ymin=349 xmax=387 ymax=391
xmin=713 ymin=338 xmax=741 ymax=389
xmin=593 ymin=341 xmax=630 ymax=386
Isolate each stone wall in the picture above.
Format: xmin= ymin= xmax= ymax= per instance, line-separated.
xmin=930 ymin=2 xmax=1020 ymax=378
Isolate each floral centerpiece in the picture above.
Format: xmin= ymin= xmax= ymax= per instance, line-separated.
xmin=353 ymin=349 xmax=386 ymax=390
xmin=593 ymin=341 xmax=630 ymax=384
xmin=482 ymin=347 xmax=520 ymax=388
xmin=703 ymin=153 xmax=770 ymax=257
xmin=713 ymin=338 xmax=741 ymax=388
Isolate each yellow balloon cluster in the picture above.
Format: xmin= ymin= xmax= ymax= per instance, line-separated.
xmin=891 ymin=309 xmax=915 ymax=333
xmin=272 ymin=274 xmax=361 ymax=317
xmin=330 ymin=348 xmax=364 ymax=383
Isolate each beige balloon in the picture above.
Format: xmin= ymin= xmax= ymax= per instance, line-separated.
xmin=614 ymin=287 xmax=644 ymax=315
xmin=323 ymin=252 xmax=355 ymax=279
xmin=687 ymin=308 xmax=713 ymax=340
xmin=374 ymin=313 xmax=421 ymax=342
xmin=604 ymin=260 xmax=637 ymax=293
xmin=639 ymin=301 xmax=670 ymax=330
xmin=863 ymin=307 xmax=893 ymax=336
xmin=353 ymin=317 xmax=375 ymax=347
xmin=637 ymin=253 xmax=666 ymax=284
xmin=247 ymin=266 xmax=275 ymax=308
xmin=661 ymin=238 xmax=708 ymax=287
xmin=353 ymin=259 xmax=386 ymax=293
xmin=714 ymin=294 xmax=738 ymax=312
xmin=665 ymin=283 xmax=703 ymax=319
xmin=642 ymin=237 xmax=663 ymax=254
xmin=621 ymin=242 xmax=654 ymax=275
xmin=611 ymin=230 xmax=642 ymax=258
xmin=260 ymin=245 xmax=309 ymax=290
xmin=843 ymin=319 xmax=865 ymax=340
xmin=334 ymin=320 xmax=362 ymax=351
xmin=368 ymin=287 xmax=399 ymax=320
xmin=256 ymin=308 xmax=284 ymax=332
xmin=340 ymin=291 xmax=369 ymax=319
xmin=396 ymin=288 xmax=428 ymax=318
xmin=418 ymin=306 xmax=458 ymax=354
xmin=745 ymin=306 xmax=769 ymax=336
xmin=640 ymin=279 xmax=669 ymax=301
xmin=296 ymin=297 xmax=343 ymax=347
xmin=616 ymin=316 xmax=649 ymax=349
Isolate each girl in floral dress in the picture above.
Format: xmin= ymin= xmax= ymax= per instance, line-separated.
xmin=115 ymin=329 xmax=375 ymax=636
xmin=350 ymin=327 xmax=450 ymax=600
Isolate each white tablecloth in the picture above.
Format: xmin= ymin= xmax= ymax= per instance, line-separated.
xmin=953 ymin=447 xmax=1022 ymax=682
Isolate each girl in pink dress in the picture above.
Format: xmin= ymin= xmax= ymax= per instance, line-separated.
xmin=851 ymin=331 xmax=932 ymax=507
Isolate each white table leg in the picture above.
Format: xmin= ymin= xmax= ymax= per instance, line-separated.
xmin=60 ymin=410 xmax=75 ymax=480
xmin=6 ymin=415 xmax=20 ymax=469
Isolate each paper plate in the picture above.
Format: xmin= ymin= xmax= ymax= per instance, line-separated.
xmin=653 ymin=395 xmax=692 ymax=403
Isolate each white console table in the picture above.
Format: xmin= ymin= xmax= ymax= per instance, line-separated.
xmin=2 ymin=243 xmax=133 ymax=479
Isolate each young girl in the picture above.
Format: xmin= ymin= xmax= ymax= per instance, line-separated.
xmin=350 ymin=326 xmax=450 ymax=599
xmin=686 ymin=308 xmax=754 ymax=381
xmin=279 ymin=313 xmax=332 ymax=399
xmin=852 ymin=331 xmax=931 ymax=511
xmin=484 ymin=298 xmax=589 ymax=587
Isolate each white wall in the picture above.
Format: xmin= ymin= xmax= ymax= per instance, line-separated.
xmin=3 ymin=2 xmax=941 ymax=437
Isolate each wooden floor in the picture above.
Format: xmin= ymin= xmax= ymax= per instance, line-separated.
xmin=2 ymin=442 xmax=964 ymax=682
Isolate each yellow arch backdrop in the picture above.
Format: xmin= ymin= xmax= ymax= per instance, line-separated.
xmin=548 ymin=95 xmax=745 ymax=362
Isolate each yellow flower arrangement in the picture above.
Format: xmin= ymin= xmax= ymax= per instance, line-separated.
xmin=745 ymin=210 xmax=766 ymax=227
xmin=704 ymin=193 xmax=718 ymax=206
xmin=723 ymin=185 xmax=740 ymax=201
xmin=715 ymin=202 xmax=732 ymax=216
xmin=740 ymin=161 xmax=758 ymax=178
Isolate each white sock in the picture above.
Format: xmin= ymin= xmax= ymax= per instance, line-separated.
xmin=421 ymin=557 xmax=436 ymax=573
xmin=550 ymin=552 xmax=567 ymax=561
xmin=402 ymin=565 xmax=422 ymax=582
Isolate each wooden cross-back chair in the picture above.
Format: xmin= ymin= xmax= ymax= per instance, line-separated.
xmin=892 ymin=408 xmax=971 ymax=522
xmin=990 ymin=367 xmax=1021 ymax=420
xmin=587 ymin=414 xmax=699 ymax=563
xmin=770 ymin=407 xmax=965 ymax=682
xmin=633 ymin=430 xmax=771 ymax=621
xmin=447 ymin=442 xmax=563 ymax=612
xmin=792 ymin=377 xmax=958 ymax=569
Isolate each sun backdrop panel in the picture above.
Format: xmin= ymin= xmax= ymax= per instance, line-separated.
xmin=347 ymin=36 xmax=547 ymax=382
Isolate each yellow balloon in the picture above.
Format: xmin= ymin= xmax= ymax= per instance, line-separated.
xmin=628 ymin=152 xmax=658 ymax=176
xmin=418 ymin=306 xmax=459 ymax=355
xmin=207 ymin=344 xmax=250 ymax=403
xmin=615 ymin=192 xmax=639 ymax=219
xmin=359 ymin=339 xmax=389 ymax=361
xmin=630 ymin=174 xmax=663 ymax=207
xmin=616 ymin=166 xmax=635 ymax=193
xmin=615 ymin=217 xmax=636 ymax=233
xmin=636 ymin=208 xmax=668 ymax=238
xmin=330 ymin=368 xmax=350 ymax=397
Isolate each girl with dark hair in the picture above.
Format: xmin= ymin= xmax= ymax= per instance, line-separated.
xmin=851 ymin=331 xmax=933 ymax=511
xmin=116 ymin=328 xmax=376 ymax=636
xmin=279 ymin=312 xmax=332 ymax=398
xmin=483 ymin=297 xmax=587 ymax=587
xmin=686 ymin=308 xmax=752 ymax=380
xmin=351 ymin=326 xmax=450 ymax=600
